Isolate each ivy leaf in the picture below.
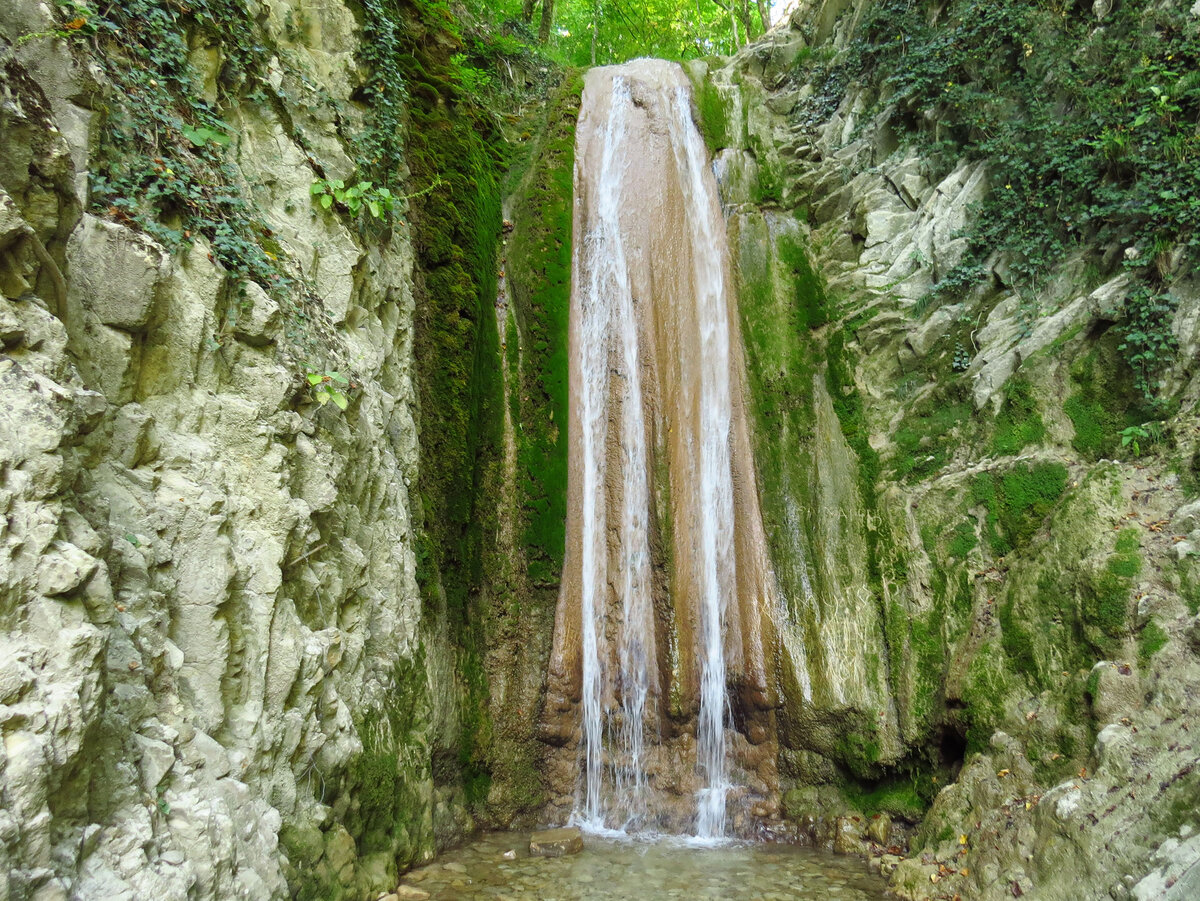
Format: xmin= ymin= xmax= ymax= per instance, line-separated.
xmin=320 ymin=193 xmax=333 ymax=209
xmin=330 ymin=391 xmax=349 ymax=411
xmin=306 ymin=372 xmax=324 ymax=386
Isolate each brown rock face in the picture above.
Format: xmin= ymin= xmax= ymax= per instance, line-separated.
xmin=541 ymin=59 xmax=781 ymax=834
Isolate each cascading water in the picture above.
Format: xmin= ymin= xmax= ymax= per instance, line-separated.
xmin=574 ymin=76 xmax=655 ymax=831
xmin=546 ymin=58 xmax=782 ymax=840
xmin=664 ymin=84 xmax=737 ymax=840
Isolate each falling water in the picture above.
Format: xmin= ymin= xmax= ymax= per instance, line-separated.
xmin=575 ymin=77 xmax=654 ymax=831
xmin=664 ymin=84 xmax=736 ymax=840
xmin=552 ymin=59 xmax=767 ymax=840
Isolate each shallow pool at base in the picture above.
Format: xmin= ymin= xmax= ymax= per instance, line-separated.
xmin=399 ymin=831 xmax=891 ymax=900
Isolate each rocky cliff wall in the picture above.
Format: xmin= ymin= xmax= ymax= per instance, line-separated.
xmin=0 ymin=0 xmax=510 ymax=898
xmin=690 ymin=0 xmax=1200 ymax=897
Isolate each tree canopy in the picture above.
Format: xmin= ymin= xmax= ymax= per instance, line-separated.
xmin=472 ymin=0 xmax=772 ymax=65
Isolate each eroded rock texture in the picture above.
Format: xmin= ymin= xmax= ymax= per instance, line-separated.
xmin=0 ymin=1 xmax=481 ymax=898
xmin=680 ymin=1 xmax=1200 ymax=897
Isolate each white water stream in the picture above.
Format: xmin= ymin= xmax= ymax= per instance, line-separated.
xmin=575 ymin=76 xmax=654 ymax=832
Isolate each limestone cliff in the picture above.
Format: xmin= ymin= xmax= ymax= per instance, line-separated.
xmin=0 ymin=0 xmax=519 ymax=897
xmin=686 ymin=0 xmax=1200 ymax=897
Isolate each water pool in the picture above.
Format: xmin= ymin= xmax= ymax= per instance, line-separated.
xmin=397 ymin=831 xmax=890 ymax=900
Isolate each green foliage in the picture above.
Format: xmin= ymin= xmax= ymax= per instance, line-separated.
xmin=1119 ymin=286 xmax=1179 ymax=402
xmin=992 ymin=377 xmax=1045 ymax=456
xmin=310 ymin=179 xmax=397 ymax=220
xmin=826 ymin=0 xmax=1200 ymax=399
xmin=951 ymin=343 xmax=971 ymax=373
xmin=180 ymin=124 xmax=230 ymax=148
xmin=355 ymin=0 xmax=412 ymax=186
xmin=971 ymin=462 xmax=1068 ymax=556
xmin=450 ymin=51 xmax=492 ymax=93
xmin=78 ymin=0 xmax=279 ymax=277
xmin=305 ymin=369 xmax=352 ymax=410
xmin=65 ymin=0 xmax=354 ymax=374
xmin=545 ymin=0 xmax=756 ymax=67
xmin=1120 ymin=424 xmax=1149 ymax=457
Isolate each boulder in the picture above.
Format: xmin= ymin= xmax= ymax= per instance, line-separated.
xmin=529 ymin=827 xmax=583 ymax=858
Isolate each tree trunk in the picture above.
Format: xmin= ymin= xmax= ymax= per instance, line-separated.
xmin=539 ymin=0 xmax=555 ymax=42
xmin=737 ymin=0 xmax=754 ymax=40
xmin=522 ymin=0 xmax=536 ymax=23
xmin=755 ymin=0 xmax=770 ymax=30
xmin=591 ymin=0 xmax=600 ymax=64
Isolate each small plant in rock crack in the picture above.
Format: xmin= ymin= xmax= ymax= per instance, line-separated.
xmin=952 ymin=343 xmax=971 ymax=372
xmin=1120 ymin=422 xmax=1163 ymax=458
xmin=306 ymin=369 xmax=353 ymax=410
xmin=310 ymin=178 xmax=395 ymax=220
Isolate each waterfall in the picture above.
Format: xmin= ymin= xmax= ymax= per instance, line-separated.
xmin=575 ymin=76 xmax=654 ymax=830
xmin=663 ymin=83 xmax=736 ymax=840
xmin=548 ymin=58 xmax=777 ymax=840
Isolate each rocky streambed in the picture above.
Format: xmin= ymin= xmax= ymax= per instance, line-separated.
xmin=377 ymin=830 xmax=890 ymax=900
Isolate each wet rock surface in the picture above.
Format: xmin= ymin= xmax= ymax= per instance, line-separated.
xmin=529 ymin=827 xmax=584 ymax=857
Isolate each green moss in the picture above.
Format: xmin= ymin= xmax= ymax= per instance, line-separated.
xmin=891 ymin=395 xmax=973 ymax=482
xmin=1065 ymin=341 xmax=1158 ymax=460
xmin=1081 ymin=528 xmax=1142 ymax=649
xmin=971 ymin=462 xmax=1068 ymax=555
xmin=842 ymin=778 xmax=929 ymax=820
xmin=834 ymin=718 xmax=884 ymax=778
xmin=392 ymin=0 xmax=505 ymax=822
xmin=1182 ymin=566 xmax=1200 ymax=616
xmin=826 ymin=333 xmax=889 ymax=580
xmin=960 ymin=641 xmax=1013 ymax=753
xmin=695 ymin=76 xmax=731 ymax=152
xmin=998 ymin=596 xmax=1037 ymax=678
xmin=1139 ymin=620 xmax=1168 ymax=665
xmin=505 ymin=74 xmax=582 ymax=586
xmin=991 ymin=377 xmax=1046 ymax=456
xmin=947 ymin=521 xmax=978 ymax=560
xmin=346 ymin=654 xmax=431 ymax=864
xmin=1114 ymin=529 xmax=1140 ymax=555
